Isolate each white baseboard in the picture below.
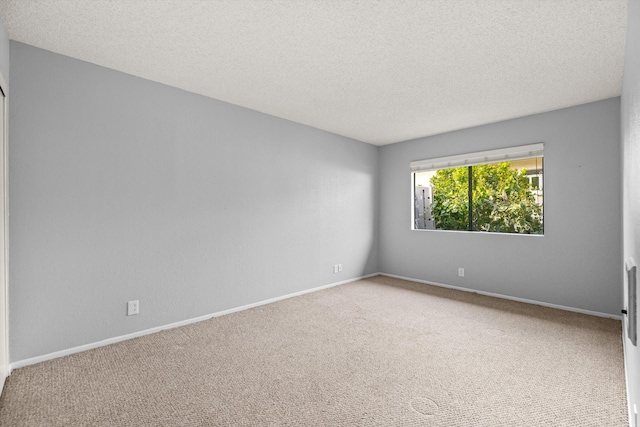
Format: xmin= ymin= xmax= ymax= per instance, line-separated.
xmin=10 ymin=271 xmax=620 ymax=370
xmin=10 ymin=272 xmax=379 ymax=370
xmin=379 ymin=272 xmax=622 ymax=320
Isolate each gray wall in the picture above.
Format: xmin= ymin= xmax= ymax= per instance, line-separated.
xmin=8 ymin=42 xmax=379 ymax=362
xmin=622 ymin=0 xmax=640 ymax=420
xmin=379 ymin=98 xmax=622 ymax=315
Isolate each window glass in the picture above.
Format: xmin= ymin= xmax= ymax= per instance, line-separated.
xmin=413 ymin=156 xmax=543 ymax=234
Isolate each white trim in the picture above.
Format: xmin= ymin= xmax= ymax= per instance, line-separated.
xmin=10 ymin=273 xmax=379 ymax=370
xmin=411 ymin=227 xmax=545 ymax=237
xmin=410 ymin=142 xmax=544 ymax=172
xmin=379 ymin=273 xmax=622 ymax=320
xmin=11 ymin=270 xmax=622 ymax=370
xmin=622 ymin=319 xmax=633 ymax=427
xmin=0 ymin=74 xmax=7 ymax=386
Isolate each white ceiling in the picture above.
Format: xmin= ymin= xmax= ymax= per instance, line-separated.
xmin=0 ymin=0 xmax=628 ymax=145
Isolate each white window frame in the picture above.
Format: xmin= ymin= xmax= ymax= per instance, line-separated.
xmin=410 ymin=143 xmax=544 ymax=234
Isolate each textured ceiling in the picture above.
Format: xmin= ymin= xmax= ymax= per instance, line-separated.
xmin=0 ymin=0 xmax=628 ymax=145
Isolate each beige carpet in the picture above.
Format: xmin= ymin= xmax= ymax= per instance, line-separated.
xmin=0 ymin=275 xmax=628 ymax=426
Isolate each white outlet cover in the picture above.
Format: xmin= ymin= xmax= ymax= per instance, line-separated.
xmin=127 ymin=300 xmax=139 ymax=316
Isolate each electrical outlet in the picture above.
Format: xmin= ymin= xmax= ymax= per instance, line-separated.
xmin=458 ymin=268 xmax=465 ymax=277
xmin=338 ymin=264 xmax=342 ymax=272
xmin=127 ymin=300 xmax=139 ymax=316
xmin=333 ymin=265 xmax=338 ymax=274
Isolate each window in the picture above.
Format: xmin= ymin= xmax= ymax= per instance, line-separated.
xmin=411 ymin=144 xmax=543 ymax=234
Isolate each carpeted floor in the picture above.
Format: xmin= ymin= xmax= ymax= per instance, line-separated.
xmin=0 ymin=275 xmax=629 ymax=426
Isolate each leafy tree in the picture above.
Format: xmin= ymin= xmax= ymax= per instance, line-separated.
xmin=430 ymin=162 xmax=543 ymax=234
xmin=428 ymin=166 xmax=469 ymax=230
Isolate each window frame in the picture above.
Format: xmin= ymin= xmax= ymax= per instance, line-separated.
xmin=411 ymin=143 xmax=544 ymax=235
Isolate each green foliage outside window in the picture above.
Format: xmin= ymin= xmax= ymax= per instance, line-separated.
xmin=430 ymin=162 xmax=543 ymax=234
